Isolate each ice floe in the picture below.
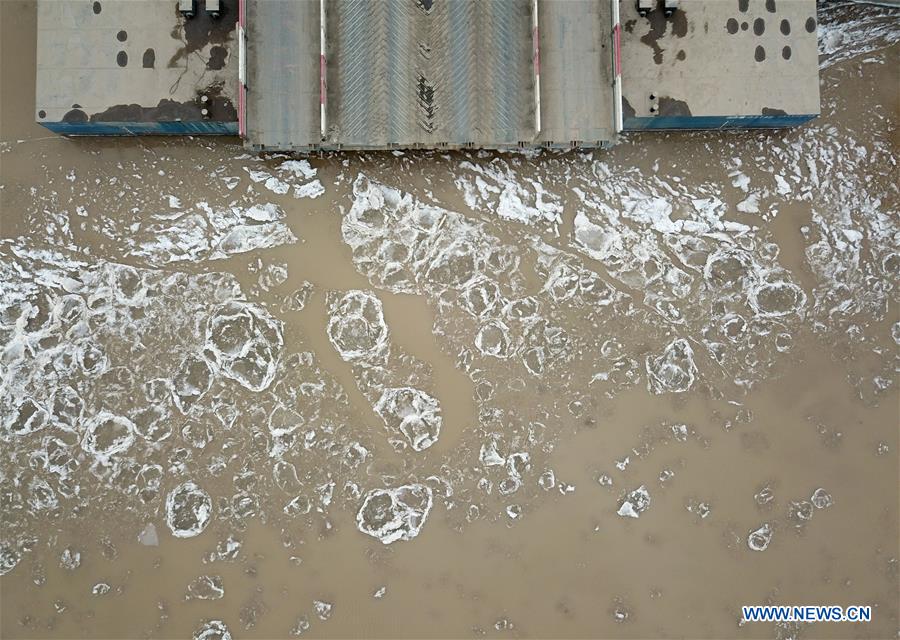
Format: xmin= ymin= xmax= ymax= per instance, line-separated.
xmin=166 ymin=482 xmax=212 ymax=538
xmin=357 ymin=484 xmax=433 ymax=544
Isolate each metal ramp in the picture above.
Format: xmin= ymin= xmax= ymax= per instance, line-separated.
xmin=326 ymin=0 xmax=536 ymax=147
xmin=243 ymin=0 xmax=617 ymax=151
xmin=537 ymin=0 xmax=617 ymax=146
xmin=244 ymin=0 xmax=321 ymax=150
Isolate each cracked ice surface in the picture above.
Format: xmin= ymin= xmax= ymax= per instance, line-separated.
xmin=356 ymin=484 xmax=433 ymax=544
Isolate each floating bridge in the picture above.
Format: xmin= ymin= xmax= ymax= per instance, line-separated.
xmin=35 ymin=0 xmax=821 ymax=150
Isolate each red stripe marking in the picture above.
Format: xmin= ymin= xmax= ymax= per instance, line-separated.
xmin=238 ymin=84 xmax=245 ymax=137
xmin=320 ymin=54 xmax=327 ymax=105
xmin=614 ymin=24 xmax=622 ymax=76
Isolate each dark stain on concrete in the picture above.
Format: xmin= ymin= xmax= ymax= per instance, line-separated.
xmin=753 ymin=18 xmax=765 ymax=35
xmin=738 ymin=0 xmax=749 ymax=12
xmin=640 ymin=8 xmax=689 ymax=64
xmin=624 ymin=19 xmax=637 ymax=34
xmin=92 ymin=1 xmax=101 ymax=14
xmin=805 ymin=17 xmax=816 ymax=33
xmin=63 ymin=109 xmax=89 ymax=123
xmin=117 ymin=30 xmax=127 ymax=42
xmin=207 ymin=45 xmax=228 ymax=70
xmin=658 ymin=96 xmax=692 ymax=117
xmin=755 ymin=45 xmax=766 ymax=62
xmin=89 ymin=82 xmax=236 ymax=123
xmin=782 ymin=45 xmax=792 ymax=60
xmin=780 ymin=19 xmax=791 ymax=35
xmin=143 ymin=48 xmax=156 ymax=68
xmin=169 ymin=0 xmax=235 ymax=67
xmin=117 ymin=51 xmax=128 ymax=67
xmin=676 ymin=50 xmax=686 ymax=61
xmin=765 ymin=0 xmax=776 ymax=13
xmin=762 ymin=107 xmax=787 ymax=116
xmin=727 ymin=18 xmax=739 ymax=34
xmin=622 ymin=97 xmax=636 ymax=121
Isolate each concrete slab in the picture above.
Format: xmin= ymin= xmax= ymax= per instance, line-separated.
xmin=36 ymin=0 xmax=239 ymax=134
xmin=620 ymin=0 xmax=820 ymax=129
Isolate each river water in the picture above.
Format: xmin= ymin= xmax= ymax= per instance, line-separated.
xmin=1 ymin=1 xmax=898 ymax=638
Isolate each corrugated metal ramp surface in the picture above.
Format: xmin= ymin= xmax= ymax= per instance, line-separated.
xmin=327 ymin=0 xmax=536 ymax=147
xmin=244 ymin=0 xmax=617 ymax=150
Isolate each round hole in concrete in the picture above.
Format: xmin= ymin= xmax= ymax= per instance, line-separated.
xmin=117 ymin=30 xmax=127 ymax=42
xmin=117 ymin=51 xmax=128 ymax=67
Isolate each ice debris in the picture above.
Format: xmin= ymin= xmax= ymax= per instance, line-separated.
xmin=374 ymin=387 xmax=442 ymax=451
xmin=747 ymin=523 xmax=773 ymax=551
xmin=166 ymin=482 xmax=212 ymax=538
xmin=203 ymin=301 xmax=283 ymax=392
xmin=357 ymin=484 xmax=433 ymax=544
xmin=617 ymin=485 xmax=651 ymax=518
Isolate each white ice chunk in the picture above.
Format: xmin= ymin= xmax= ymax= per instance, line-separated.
xmin=356 ymin=484 xmax=433 ymax=544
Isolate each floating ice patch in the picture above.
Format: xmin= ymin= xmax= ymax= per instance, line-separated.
xmin=454 ymin=159 xmax=563 ymax=226
xmin=314 ymin=600 xmax=333 ymax=621
xmin=326 ymin=290 xmax=390 ymax=361
xmin=186 ymin=575 xmax=225 ymax=601
xmin=278 ymin=160 xmax=317 ymax=180
xmin=645 ymin=338 xmax=697 ymax=394
xmin=243 ymin=203 xmax=283 ymax=222
xmin=747 ymin=523 xmax=773 ymax=551
xmin=293 ymin=180 xmax=325 ymax=199
xmin=138 ymin=523 xmax=159 ymax=546
xmin=811 ymin=488 xmax=834 ymax=510
xmin=194 ymin=619 xmax=232 ymax=640
xmin=357 ymin=484 xmax=433 ymax=544
xmin=244 ymin=167 xmax=290 ymax=195
xmin=166 ymin=482 xmax=212 ymax=538
xmin=59 ymin=547 xmax=81 ymax=570
xmin=475 ymin=320 xmax=513 ymax=359
xmin=748 ymin=281 xmax=807 ymax=318
xmin=81 ymin=412 xmax=136 ymax=460
xmin=129 ymin=202 xmax=297 ymax=264
xmin=0 ymin=545 xmax=21 ymax=576
xmin=818 ymin=2 xmax=900 ymax=69
xmin=617 ymin=485 xmax=651 ymax=518
xmin=203 ymin=301 xmax=283 ymax=392
xmin=374 ymin=387 xmax=442 ymax=451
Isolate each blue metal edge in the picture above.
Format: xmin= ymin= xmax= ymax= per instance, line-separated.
xmin=39 ymin=121 xmax=239 ymax=136
xmin=623 ymin=114 xmax=818 ymax=131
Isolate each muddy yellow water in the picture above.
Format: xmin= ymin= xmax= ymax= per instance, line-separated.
xmin=1 ymin=1 xmax=898 ymax=639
